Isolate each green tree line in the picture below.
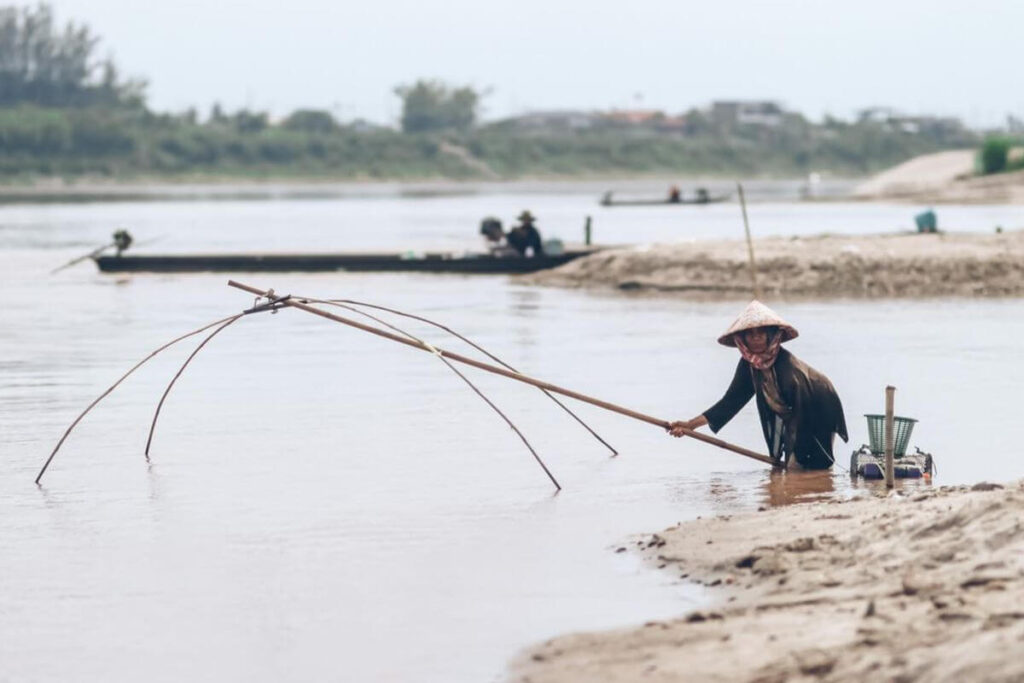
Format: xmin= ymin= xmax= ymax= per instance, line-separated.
xmin=0 ymin=4 xmax=981 ymax=181
xmin=0 ymin=4 xmax=144 ymax=108
xmin=0 ymin=113 xmax=974 ymax=179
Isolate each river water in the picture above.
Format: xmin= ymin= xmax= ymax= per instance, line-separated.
xmin=2 ymin=185 xmax=1023 ymax=681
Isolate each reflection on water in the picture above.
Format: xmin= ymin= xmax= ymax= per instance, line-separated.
xmin=508 ymin=287 xmax=542 ymax=313
xmin=848 ymin=472 xmax=934 ymax=495
xmin=760 ymin=469 xmax=837 ymax=507
xmin=758 ymin=465 xmax=936 ymax=507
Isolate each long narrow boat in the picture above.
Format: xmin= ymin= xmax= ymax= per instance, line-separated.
xmin=93 ymin=248 xmax=598 ymax=274
xmin=600 ymin=193 xmax=731 ymax=207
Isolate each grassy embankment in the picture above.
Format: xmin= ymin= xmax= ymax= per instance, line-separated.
xmin=0 ymin=104 xmax=978 ymax=183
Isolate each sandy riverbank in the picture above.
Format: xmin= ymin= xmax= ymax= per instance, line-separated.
xmin=511 ymin=479 xmax=1024 ymax=682
xmin=527 ymin=231 xmax=1024 ymax=298
xmin=852 ymin=149 xmax=1024 ymax=204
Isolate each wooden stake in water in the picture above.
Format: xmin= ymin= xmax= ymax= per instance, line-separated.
xmin=736 ymin=182 xmax=762 ymax=300
xmin=884 ymin=385 xmax=896 ymax=488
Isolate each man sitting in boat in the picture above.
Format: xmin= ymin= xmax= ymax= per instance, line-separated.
xmin=506 ymin=211 xmax=545 ymax=257
xmin=668 ymin=185 xmax=681 ymax=203
xmin=667 ymin=301 xmax=847 ymax=469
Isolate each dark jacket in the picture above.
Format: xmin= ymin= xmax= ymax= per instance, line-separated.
xmin=506 ymin=224 xmax=544 ymax=256
xmin=702 ymin=348 xmax=848 ymax=469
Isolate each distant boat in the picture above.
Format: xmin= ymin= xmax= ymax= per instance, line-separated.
xmin=599 ymin=190 xmax=731 ymax=207
xmin=93 ymin=248 xmax=600 ymax=274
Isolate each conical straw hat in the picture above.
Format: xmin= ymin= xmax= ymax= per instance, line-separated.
xmin=717 ymin=300 xmax=799 ymax=347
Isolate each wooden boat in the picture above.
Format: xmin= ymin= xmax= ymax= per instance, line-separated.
xmin=93 ymin=248 xmax=598 ymax=274
xmin=599 ymin=192 xmax=731 ymax=207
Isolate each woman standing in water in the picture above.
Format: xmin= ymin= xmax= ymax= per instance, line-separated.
xmin=669 ymin=301 xmax=847 ymax=469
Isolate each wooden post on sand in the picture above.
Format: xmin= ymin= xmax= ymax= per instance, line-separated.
xmin=736 ymin=182 xmax=762 ymax=300
xmin=884 ymin=386 xmax=896 ymax=488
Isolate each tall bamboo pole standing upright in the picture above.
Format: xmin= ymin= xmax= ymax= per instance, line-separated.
xmin=736 ymin=182 xmax=763 ymax=300
xmin=884 ymin=386 xmax=896 ymax=488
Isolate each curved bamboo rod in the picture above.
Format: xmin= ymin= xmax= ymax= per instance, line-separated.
xmin=35 ymin=314 xmax=243 ymax=485
xmin=313 ymin=296 xmax=618 ymax=457
xmin=303 ymin=297 xmax=560 ymax=491
xmin=144 ymin=315 xmax=243 ymax=459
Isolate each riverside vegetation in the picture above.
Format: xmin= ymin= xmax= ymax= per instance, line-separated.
xmin=978 ymin=136 xmax=1024 ymax=175
xmin=0 ymin=4 xmax=984 ymax=183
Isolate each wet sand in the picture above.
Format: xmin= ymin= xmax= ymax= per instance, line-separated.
xmin=527 ymin=231 xmax=1024 ymax=298
xmin=511 ymin=479 xmax=1024 ymax=682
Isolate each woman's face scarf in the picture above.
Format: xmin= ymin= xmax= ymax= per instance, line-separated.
xmin=734 ymin=327 xmax=784 ymax=370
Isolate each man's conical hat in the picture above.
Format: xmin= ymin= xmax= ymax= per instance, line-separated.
xmin=717 ymin=300 xmax=799 ymax=347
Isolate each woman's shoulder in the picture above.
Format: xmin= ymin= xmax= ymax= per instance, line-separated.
xmin=779 ymin=349 xmax=836 ymax=387
xmin=776 ymin=347 xmax=796 ymax=366
xmin=775 ymin=348 xmax=807 ymax=378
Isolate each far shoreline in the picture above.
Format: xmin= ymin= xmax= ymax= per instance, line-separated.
xmin=3 ymin=149 xmax=1021 ymax=206
xmin=0 ymin=175 xmax=860 ymax=204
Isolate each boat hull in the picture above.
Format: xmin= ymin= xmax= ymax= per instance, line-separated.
xmin=94 ymin=250 xmax=594 ymax=274
xmin=599 ymin=195 xmax=730 ymax=207
xmin=849 ymin=446 xmax=933 ymax=480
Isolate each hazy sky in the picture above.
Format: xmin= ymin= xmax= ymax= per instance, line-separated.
xmin=48 ymin=0 xmax=1023 ymax=127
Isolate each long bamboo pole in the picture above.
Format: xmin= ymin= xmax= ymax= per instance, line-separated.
xmin=309 ymin=298 xmax=561 ymax=490
xmin=736 ymin=182 xmax=763 ymax=300
xmin=228 ymin=280 xmax=777 ymax=467
xmin=310 ymin=295 xmax=617 ymax=457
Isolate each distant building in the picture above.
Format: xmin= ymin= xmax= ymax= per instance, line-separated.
xmin=603 ymin=109 xmax=662 ymax=125
xmin=654 ymin=115 xmax=688 ymax=133
xmin=857 ymin=106 xmax=900 ymax=124
xmin=857 ymin=107 xmax=966 ymax=135
xmin=348 ymin=118 xmax=388 ymax=133
xmin=904 ymin=116 xmax=966 ymax=136
xmin=711 ymin=100 xmax=785 ymax=127
xmin=600 ymin=109 xmax=688 ymax=132
xmin=500 ymin=110 xmax=599 ymax=131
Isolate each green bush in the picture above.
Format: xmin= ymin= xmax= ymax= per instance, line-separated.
xmin=68 ymin=110 xmax=137 ymax=155
xmin=980 ymin=137 xmax=1011 ymax=174
xmin=283 ymin=109 xmax=338 ymax=134
xmin=0 ymin=106 xmax=71 ymax=153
